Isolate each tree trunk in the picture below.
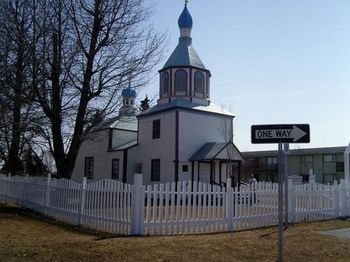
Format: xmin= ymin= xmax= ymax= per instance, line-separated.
xmin=65 ymin=1 xmax=102 ymax=177
xmin=8 ymin=18 xmax=25 ymax=175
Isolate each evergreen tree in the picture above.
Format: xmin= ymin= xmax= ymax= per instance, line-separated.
xmin=139 ymin=95 xmax=150 ymax=112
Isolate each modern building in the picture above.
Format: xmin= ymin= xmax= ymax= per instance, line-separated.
xmin=242 ymin=146 xmax=347 ymax=184
xmin=71 ymin=3 xmax=245 ymax=185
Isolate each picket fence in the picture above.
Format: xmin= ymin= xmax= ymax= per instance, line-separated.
xmin=0 ymin=173 xmax=349 ymax=236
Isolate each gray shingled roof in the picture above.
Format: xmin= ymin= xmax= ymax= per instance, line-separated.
xmin=190 ymin=142 xmax=227 ymax=161
xmin=163 ymin=37 xmax=205 ymax=69
xmin=190 ymin=142 xmax=246 ymax=161
xmin=138 ymin=98 xmax=234 ymax=118
xmin=94 ymin=115 xmax=138 ymax=131
xmin=110 ymin=140 xmax=138 ymax=151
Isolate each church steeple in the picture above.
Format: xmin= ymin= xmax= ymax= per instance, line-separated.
xmin=158 ymin=2 xmax=211 ymax=106
xmin=119 ymin=79 xmax=136 ymax=116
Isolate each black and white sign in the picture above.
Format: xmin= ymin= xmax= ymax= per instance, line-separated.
xmin=251 ymin=124 xmax=310 ymax=144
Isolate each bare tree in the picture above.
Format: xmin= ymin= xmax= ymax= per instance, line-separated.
xmin=0 ymin=0 xmax=39 ymax=175
xmin=31 ymin=0 xmax=166 ymax=178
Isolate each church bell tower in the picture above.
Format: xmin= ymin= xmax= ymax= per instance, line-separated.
xmin=158 ymin=1 xmax=211 ymax=106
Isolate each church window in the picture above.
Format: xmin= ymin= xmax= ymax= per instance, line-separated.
xmin=151 ymin=159 xmax=161 ymax=181
xmin=152 ymin=119 xmax=160 ymax=139
xmin=174 ymin=69 xmax=187 ymax=93
xmin=161 ymin=72 xmax=169 ymax=96
xmin=182 ymin=165 xmax=189 ymax=172
xmin=84 ymin=157 xmax=94 ymax=179
xmin=194 ymin=71 xmax=204 ymax=95
xmin=111 ymin=159 xmax=119 ymax=179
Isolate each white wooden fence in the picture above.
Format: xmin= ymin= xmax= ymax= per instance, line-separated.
xmin=0 ymin=173 xmax=349 ymax=236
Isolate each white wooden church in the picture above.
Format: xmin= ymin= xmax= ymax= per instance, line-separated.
xmin=71 ymin=3 xmax=245 ymax=185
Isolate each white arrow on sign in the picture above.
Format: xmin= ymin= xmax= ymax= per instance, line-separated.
xmin=290 ymin=125 xmax=307 ymax=142
xmin=255 ymin=125 xmax=307 ymax=142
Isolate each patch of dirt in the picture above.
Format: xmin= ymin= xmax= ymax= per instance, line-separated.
xmin=0 ymin=202 xmax=349 ymax=261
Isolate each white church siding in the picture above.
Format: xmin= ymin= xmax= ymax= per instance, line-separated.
xmin=177 ymin=110 xmax=233 ymax=184
xmin=178 ymin=110 xmax=233 ymax=161
xmin=178 ymin=160 xmax=192 ymax=181
xmin=71 ymin=129 xmax=124 ymax=183
xmin=136 ymin=111 xmax=176 ymax=184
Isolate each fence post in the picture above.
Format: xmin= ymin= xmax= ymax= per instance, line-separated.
xmin=44 ymin=173 xmax=52 ymax=214
xmin=226 ymin=178 xmax=233 ymax=231
xmin=287 ymin=179 xmax=294 ymax=223
xmin=5 ymin=173 xmax=11 ymax=203
xmin=333 ymin=180 xmax=340 ymax=217
xmin=21 ymin=175 xmax=29 ymax=207
xmin=339 ymin=179 xmax=347 ymax=217
xmin=78 ymin=177 xmax=87 ymax=225
xmin=131 ymin=173 xmax=144 ymax=235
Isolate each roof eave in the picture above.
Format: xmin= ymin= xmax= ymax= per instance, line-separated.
xmin=159 ymin=65 xmax=211 ymax=76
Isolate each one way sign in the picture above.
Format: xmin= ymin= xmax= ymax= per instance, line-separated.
xmin=251 ymin=124 xmax=310 ymax=144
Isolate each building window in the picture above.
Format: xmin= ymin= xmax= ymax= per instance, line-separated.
xmin=84 ymin=157 xmax=94 ymax=179
xmin=182 ymin=165 xmax=189 ymax=172
xmin=301 ymin=155 xmax=313 ymax=175
xmin=152 ymin=119 xmax=160 ymax=139
xmin=266 ymin=156 xmax=278 ymax=170
xmin=112 ymin=159 xmax=119 ymax=179
xmin=161 ymin=72 xmax=169 ymax=96
xmin=323 ymin=154 xmax=336 ymax=162
xmin=151 ymin=159 xmax=160 ymax=181
xmin=194 ymin=71 xmax=204 ymax=95
xmin=174 ymin=69 xmax=187 ymax=93
xmin=301 ymin=155 xmax=313 ymax=163
xmin=323 ymin=154 xmax=337 ymax=183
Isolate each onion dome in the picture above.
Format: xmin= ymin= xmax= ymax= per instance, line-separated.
xmin=162 ymin=2 xmax=205 ymax=69
xmin=122 ymin=87 xmax=136 ymax=98
xmin=178 ymin=5 xmax=193 ymax=29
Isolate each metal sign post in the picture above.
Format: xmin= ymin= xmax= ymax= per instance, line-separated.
xmin=278 ymin=143 xmax=284 ymax=262
xmin=284 ymin=144 xmax=289 ymax=226
xmin=251 ymin=124 xmax=310 ymax=262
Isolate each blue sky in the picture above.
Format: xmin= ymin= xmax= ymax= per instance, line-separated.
xmin=142 ymin=0 xmax=350 ymax=151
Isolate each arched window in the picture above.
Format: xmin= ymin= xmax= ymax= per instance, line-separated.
xmin=194 ymin=71 xmax=204 ymax=95
xmin=174 ymin=69 xmax=187 ymax=93
xmin=161 ymin=72 xmax=169 ymax=96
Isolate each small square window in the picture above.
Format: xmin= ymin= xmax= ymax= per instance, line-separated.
xmin=182 ymin=165 xmax=189 ymax=172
